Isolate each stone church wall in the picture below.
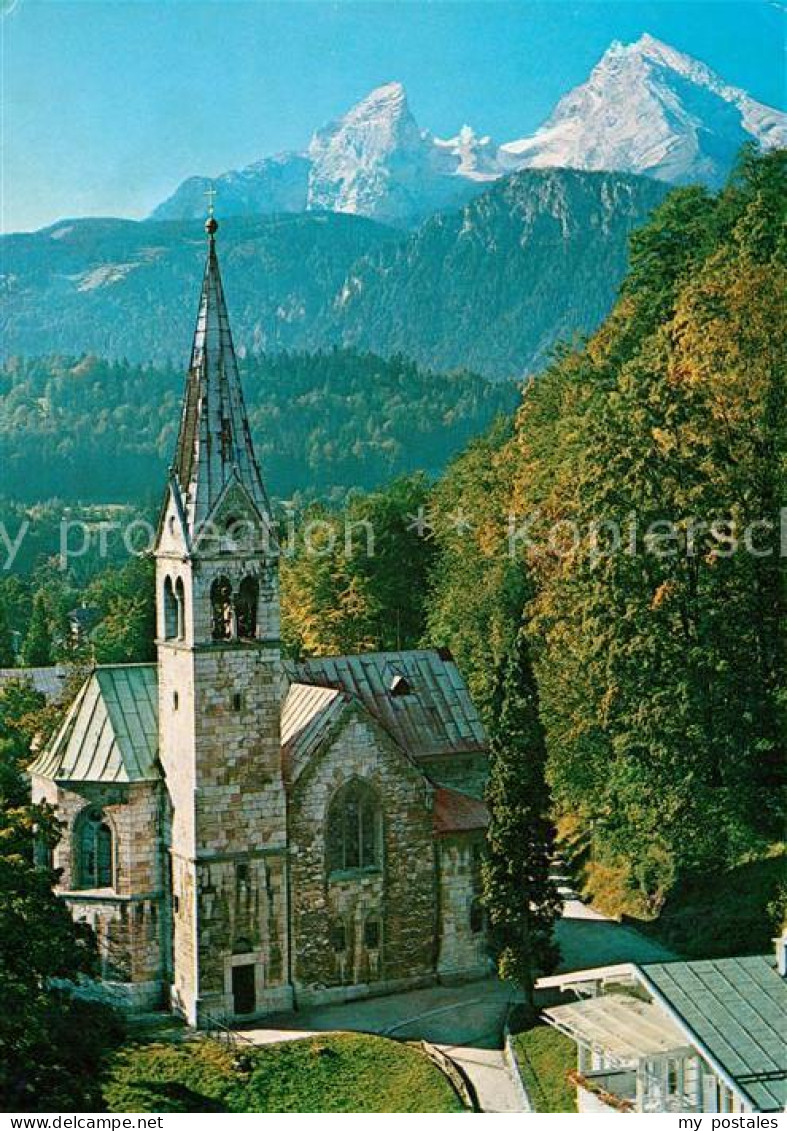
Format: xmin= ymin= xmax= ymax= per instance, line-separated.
xmin=437 ymin=834 xmax=490 ymax=981
xmin=159 ymin=634 xmax=292 ymax=1022
xmin=29 ymin=775 xmax=167 ymax=1009
xmin=289 ymin=712 xmax=438 ymax=1006
xmin=419 ymin=752 xmax=489 ymax=800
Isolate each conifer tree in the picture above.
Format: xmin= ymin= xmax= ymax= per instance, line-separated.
xmin=0 ymin=602 xmax=15 ymax=667
xmin=482 ymin=623 xmax=562 ymax=1005
xmin=20 ymin=593 xmax=53 ymax=667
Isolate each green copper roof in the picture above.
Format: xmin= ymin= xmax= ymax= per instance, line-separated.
xmin=641 ymin=956 xmax=787 ymax=1112
xmin=29 ymin=664 xmax=160 ymax=784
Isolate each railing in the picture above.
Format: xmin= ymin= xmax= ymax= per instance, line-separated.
xmin=197 ymin=1007 xmax=254 ymax=1048
xmin=571 ymin=1070 xmax=702 ymax=1115
xmin=569 ymin=1070 xmax=635 ymax=1113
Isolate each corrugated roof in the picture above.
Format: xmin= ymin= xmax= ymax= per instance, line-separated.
xmin=0 ymin=665 xmax=68 ymax=700
xmin=544 ymin=995 xmax=688 ymax=1060
xmin=281 ymin=681 xmax=347 ymax=781
xmin=294 ymin=649 xmax=487 ymax=761
xmin=641 ymin=957 xmax=787 ymax=1112
xmin=433 ymin=787 xmax=489 ymax=835
xmin=29 ymin=664 xmax=160 ymax=784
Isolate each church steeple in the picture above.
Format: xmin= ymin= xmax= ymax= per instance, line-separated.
xmin=172 ymin=215 xmax=270 ymax=537
xmin=154 ymin=210 xmax=291 ymax=1027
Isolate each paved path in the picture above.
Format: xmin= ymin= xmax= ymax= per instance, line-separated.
xmin=242 ymin=977 xmax=524 ymax=1113
xmin=237 ymin=872 xmax=674 ymax=1113
xmin=551 ymin=868 xmax=676 ymax=972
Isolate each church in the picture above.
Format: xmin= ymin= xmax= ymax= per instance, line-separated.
xmin=29 ymin=214 xmax=491 ymax=1026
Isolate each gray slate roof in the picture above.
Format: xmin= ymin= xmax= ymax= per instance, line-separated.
xmin=173 ymin=228 xmax=271 ymax=536
xmin=641 ymin=957 xmax=787 ymax=1112
xmin=29 ymin=664 xmax=159 ymax=784
xmin=294 ymin=649 xmax=487 ymax=761
xmin=0 ymin=665 xmax=68 ymax=700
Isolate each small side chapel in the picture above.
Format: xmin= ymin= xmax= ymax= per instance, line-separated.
xmin=29 ymin=214 xmax=491 ymax=1025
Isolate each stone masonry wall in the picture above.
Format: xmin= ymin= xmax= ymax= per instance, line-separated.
xmin=157 ymin=531 xmax=290 ymax=1022
xmin=437 ymin=834 xmax=489 ymax=981
xmin=289 ymin=710 xmax=437 ymax=1005
xmin=29 ymin=774 xmax=166 ymax=1000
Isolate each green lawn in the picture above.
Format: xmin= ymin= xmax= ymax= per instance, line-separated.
xmin=511 ymin=1024 xmax=577 ymax=1113
xmin=102 ymin=1033 xmax=465 ymax=1113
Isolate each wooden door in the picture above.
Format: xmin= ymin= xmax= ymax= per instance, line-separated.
xmin=232 ymin=963 xmax=256 ymax=1015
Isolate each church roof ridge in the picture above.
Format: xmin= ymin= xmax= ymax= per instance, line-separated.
xmin=294 ymin=649 xmax=487 ymax=760
xmin=92 ymin=661 xmax=156 ymax=672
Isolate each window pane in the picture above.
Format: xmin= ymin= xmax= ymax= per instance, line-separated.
xmin=361 ymin=800 xmax=377 ymax=867
xmin=327 ymin=803 xmax=345 ymax=872
xmin=344 ymin=792 xmax=360 ymax=869
xmin=326 ymin=781 xmax=381 ymax=876
xmin=97 ymin=824 xmax=113 ymax=886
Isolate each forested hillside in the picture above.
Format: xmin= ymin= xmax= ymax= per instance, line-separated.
xmin=0 ymin=351 xmax=516 ymax=503
xmin=316 ymin=169 xmax=668 ymax=377
xmin=425 ymin=148 xmax=786 ymax=922
xmin=1 ymin=170 xmax=664 ymax=378
xmin=0 ymin=213 xmax=396 ymax=363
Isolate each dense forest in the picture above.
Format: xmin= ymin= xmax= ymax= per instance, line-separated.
xmin=0 ymin=350 xmax=516 ymax=504
xmin=426 ymin=147 xmax=786 ymax=923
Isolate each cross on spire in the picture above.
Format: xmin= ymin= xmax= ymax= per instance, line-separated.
xmin=204 ymin=183 xmax=217 ymax=217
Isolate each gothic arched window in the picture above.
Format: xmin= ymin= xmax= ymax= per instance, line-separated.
xmin=236 ymin=576 xmax=259 ymax=640
xmin=326 ymin=780 xmax=382 ymax=875
xmin=163 ymin=576 xmax=178 ymax=640
xmin=76 ymin=807 xmax=113 ymax=889
xmin=175 ymin=577 xmax=186 ymax=640
xmin=210 ymin=576 xmax=234 ymax=641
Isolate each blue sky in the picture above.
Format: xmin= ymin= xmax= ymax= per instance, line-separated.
xmin=2 ymin=0 xmax=785 ymax=232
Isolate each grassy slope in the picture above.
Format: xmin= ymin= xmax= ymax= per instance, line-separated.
xmin=631 ymin=847 xmax=787 ymax=959
xmin=511 ymin=1025 xmax=577 ymax=1114
xmin=561 ymin=812 xmax=786 ymax=959
xmin=102 ymin=1033 xmax=464 ymax=1114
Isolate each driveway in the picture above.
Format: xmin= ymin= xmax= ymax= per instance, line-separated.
xmin=552 ymin=868 xmax=676 ymax=972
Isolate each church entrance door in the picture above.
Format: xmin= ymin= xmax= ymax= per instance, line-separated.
xmin=231 ymin=963 xmax=256 ymax=1015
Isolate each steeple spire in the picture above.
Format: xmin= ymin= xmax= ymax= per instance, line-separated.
xmin=172 ymin=214 xmax=270 ymax=536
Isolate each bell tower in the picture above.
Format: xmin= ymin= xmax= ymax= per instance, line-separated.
xmin=154 ymin=212 xmax=291 ymax=1024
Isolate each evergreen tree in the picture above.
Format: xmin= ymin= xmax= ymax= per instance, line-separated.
xmin=0 ymin=685 xmax=122 ymax=1111
xmin=0 ymin=601 xmax=15 ymax=667
xmin=20 ymin=594 xmax=53 ymax=667
xmin=482 ymin=623 xmax=562 ymax=1005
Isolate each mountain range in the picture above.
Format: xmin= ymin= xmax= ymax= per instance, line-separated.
xmin=152 ymin=34 xmax=786 ymax=227
xmin=0 ymin=169 xmax=666 ymax=378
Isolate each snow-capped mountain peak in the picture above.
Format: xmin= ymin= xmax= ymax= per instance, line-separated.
xmin=151 ymin=35 xmax=786 ymax=225
xmin=306 ymin=82 xmax=490 ymax=222
xmin=500 ymin=33 xmax=787 ymax=186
